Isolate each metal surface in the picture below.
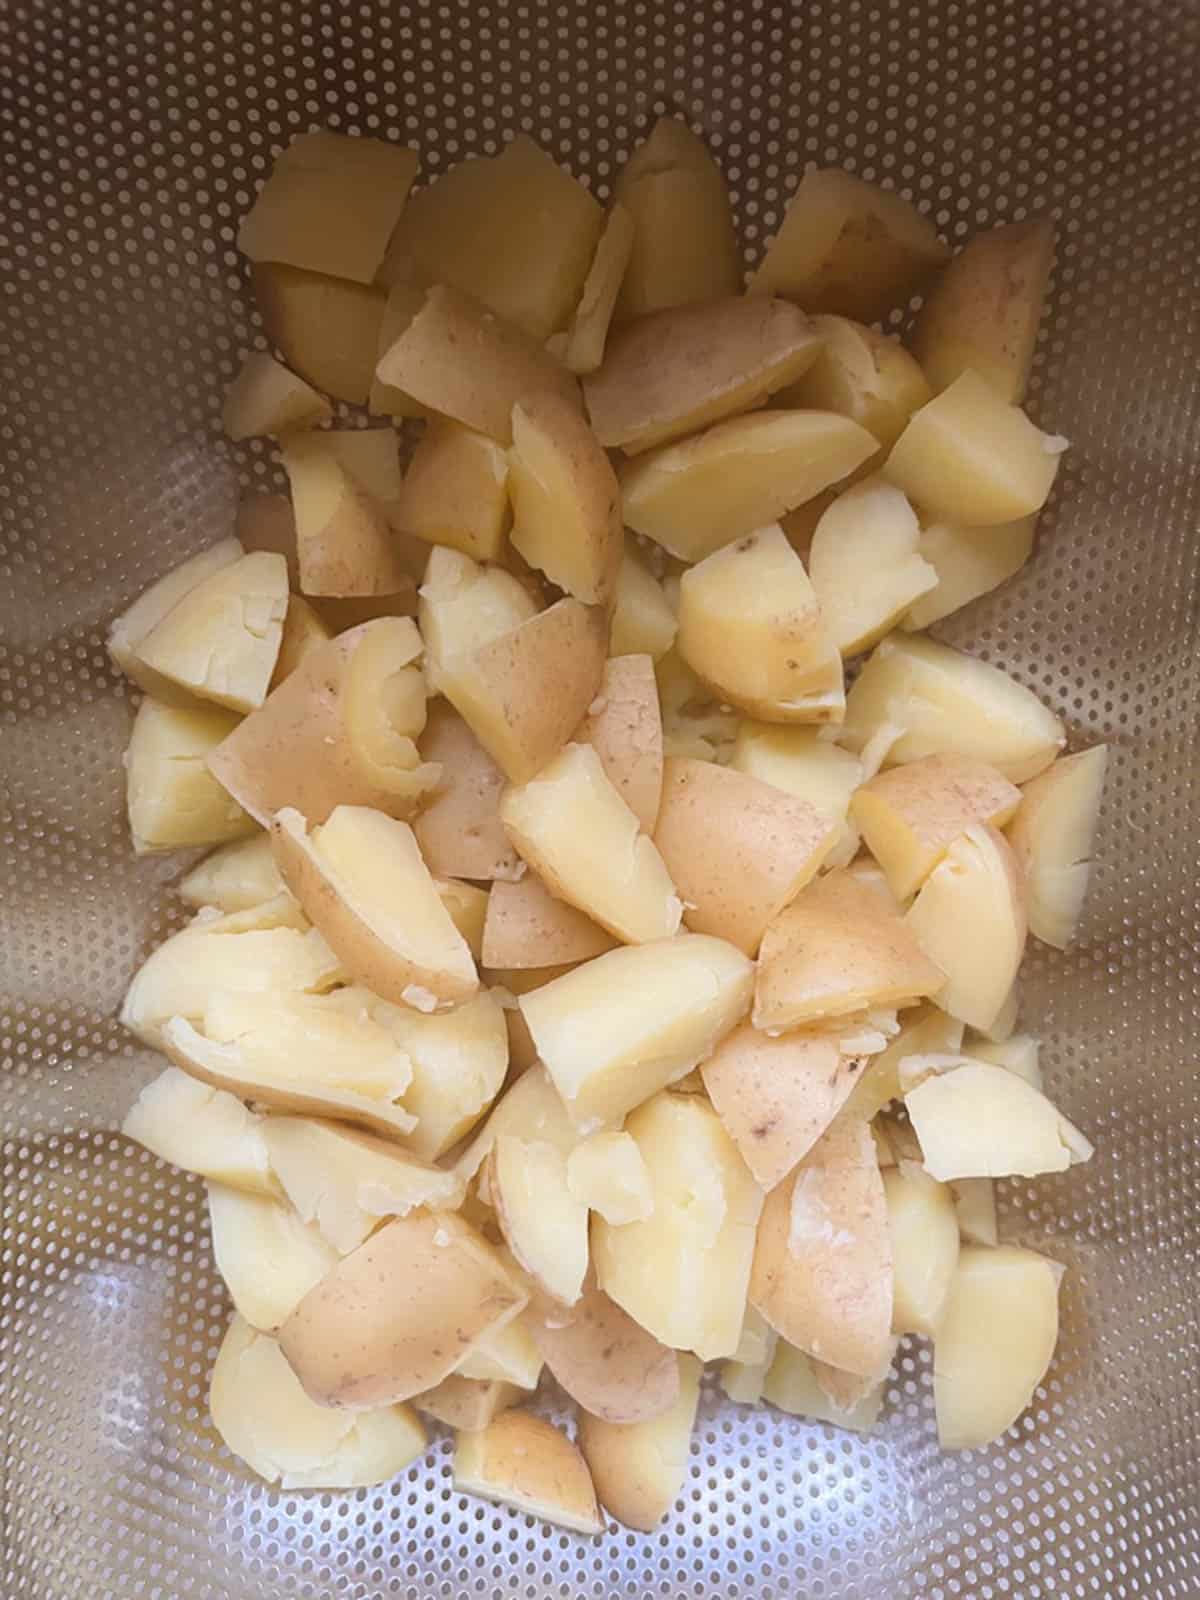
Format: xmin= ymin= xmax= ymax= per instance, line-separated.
xmin=2 ymin=2 xmax=1199 ymax=1596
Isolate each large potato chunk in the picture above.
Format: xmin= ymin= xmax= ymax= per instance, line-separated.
xmin=885 ymin=371 xmax=1066 ymax=526
xmin=904 ymin=824 xmax=1026 ymax=1031
xmin=393 ymin=419 xmax=511 ymax=563
xmin=777 ymin=315 xmax=932 ymax=455
xmin=252 ymin=263 xmax=385 ymax=405
xmin=489 ymin=1135 xmax=589 ymax=1306
xmin=904 ymin=1057 xmax=1093 ymax=1181
xmin=122 ymin=1067 xmax=277 ymax=1196
xmin=934 ymin=1245 xmax=1062 ymax=1448
xmin=126 ymin=698 xmax=254 ymax=855
xmin=564 ymin=203 xmax=634 ymax=375
xmin=412 ymin=703 xmax=522 ymax=881
xmin=761 ymin=1340 xmax=885 ymax=1433
xmin=500 ymin=743 xmax=681 ymax=945
xmin=839 ymin=633 xmax=1065 ymax=783
xmin=453 ymin=1410 xmax=604 ymax=1535
xmin=222 ymin=351 xmax=332 ymax=441
xmin=580 ymin=1354 xmax=700 ymax=1531
xmin=238 ymin=130 xmax=418 ymax=284
xmin=750 ymin=1113 xmax=893 ymax=1378
xmin=211 ymin=1315 xmax=427 ymax=1489
xmin=754 ymin=868 xmax=944 ymax=1032
xmin=883 ymin=1162 xmax=960 ymax=1337
xmin=653 ymin=758 xmax=836 ymax=955
xmin=207 ymin=1182 xmax=338 ymax=1333
xmin=108 ymin=538 xmax=245 ymax=703
xmin=565 ymin=1132 xmax=654 ymax=1225
xmin=584 ymin=296 xmax=821 ymax=454
xmin=375 ymin=285 xmax=581 ymax=446
xmin=208 ymin=617 xmax=436 ymax=828
xmin=280 ymin=432 xmax=412 ymax=599
xmin=482 ymin=874 xmax=615 ymax=969
xmin=621 ymin=411 xmax=878 ymax=562
xmin=750 ymin=168 xmax=949 ymax=321
xmin=911 ymin=218 xmax=1055 ymax=403
xmin=677 ymin=523 xmax=843 ymax=722
xmin=377 ymin=990 xmax=508 ymax=1161
xmin=807 ymin=479 xmax=937 ymax=656
xmin=594 ymin=1091 xmax=764 ymax=1361
xmin=851 ymin=753 xmax=1022 ymax=901
xmin=1007 ymin=746 xmax=1108 ymax=948
xmin=903 ymin=513 xmax=1038 ymax=631
xmin=520 ymin=934 xmax=753 ymax=1129
xmin=279 ymin=1210 xmax=528 ymax=1408
xmin=575 ymin=654 xmax=664 ymax=832
xmin=612 ymin=116 xmax=741 ymax=321
xmin=272 ymin=805 xmax=477 ymax=1010
xmin=609 ymin=541 xmax=677 ymax=661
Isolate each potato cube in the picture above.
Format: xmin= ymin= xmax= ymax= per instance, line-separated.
xmin=902 ymin=513 xmax=1038 ymax=631
xmin=776 ymin=315 xmax=932 ymax=454
xmin=455 ymin=1311 xmax=544 ymax=1390
xmin=453 ymin=1410 xmax=603 ymax=1535
xmin=412 ymin=703 xmax=521 ymax=882
xmin=806 ymin=478 xmax=937 ymax=656
xmin=125 ymin=697 xmax=254 ymax=855
xmin=564 ymin=203 xmax=635 ymax=375
xmin=904 ymin=1057 xmax=1093 ymax=1180
xmin=1007 ymin=745 xmax=1108 ymax=949
xmin=419 ymin=545 xmax=538 ymax=682
xmin=252 ymin=263 xmax=386 ymax=405
xmin=883 ymin=1162 xmax=959 ymax=1336
xmin=565 ymin=1132 xmax=654 ymax=1225
xmin=393 ymin=419 xmax=510 ymax=563
xmin=609 ymin=541 xmax=677 ymax=661
xmin=579 ymin=1354 xmax=701 ymax=1531
xmin=453 ymin=1064 xmax=579 ymax=1190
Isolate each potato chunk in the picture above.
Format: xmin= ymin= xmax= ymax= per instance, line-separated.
xmin=564 ymin=203 xmax=635 ymax=374
xmin=762 ymin=1340 xmax=884 ymax=1432
xmin=777 ymin=315 xmax=932 ymax=454
xmin=566 ymin=1132 xmax=654 ymax=1225
xmin=904 ymin=1056 xmax=1093 ymax=1180
xmin=520 ymin=934 xmax=753 ymax=1129
xmin=575 ymin=654 xmax=664 ymax=832
xmin=377 ymin=990 xmax=508 ymax=1162
xmin=580 ymin=1354 xmax=701 ymax=1531
xmin=207 ymin=1182 xmax=337 ymax=1333
xmin=393 ymin=419 xmax=511 ymax=563
xmin=593 ymin=1091 xmax=764 ymax=1361
xmin=883 ymin=1162 xmax=959 ymax=1337
xmin=750 ymin=167 xmax=949 ymax=321
xmin=731 ymin=723 xmax=862 ymax=866
xmin=885 ymin=371 xmax=1066 ymax=526
xmin=453 ymin=1410 xmax=603 ymax=1535
xmin=1007 ymin=746 xmax=1108 ymax=948
xmin=222 ymin=351 xmax=331 ymax=440
xmin=621 ymin=411 xmax=878 ymax=562
xmin=489 ymin=1135 xmax=589 ymax=1306
xmin=609 ymin=541 xmax=677 ymax=660
xmin=841 ymin=1003 xmax=964 ymax=1123
xmin=806 ymin=478 xmax=937 ymax=656
xmin=530 ymin=1276 xmax=680 ymax=1424
xmin=412 ymin=703 xmax=522 ymax=882
xmin=122 ymin=1067 xmax=277 ymax=1196
xmin=126 ymin=698 xmax=254 ymax=855
xmin=280 ymin=432 xmax=411 ymax=600
xmin=902 ymin=514 xmax=1038 ymax=631
xmin=482 ymin=874 xmax=615 ymax=969
xmin=453 ymin=1065 xmax=578 ymax=1189
xmin=108 ymin=538 xmax=245 ymax=704
xmin=419 ymin=545 xmax=537 ymax=689
xmin=413 ymin=1375 xmax=519 ymax=1433
xmin=252 ymin=263 xmax=385 ymax=405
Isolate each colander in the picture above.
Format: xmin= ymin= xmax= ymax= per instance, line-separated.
xmin=2 ymin=2 xmax=1198 ymax=1597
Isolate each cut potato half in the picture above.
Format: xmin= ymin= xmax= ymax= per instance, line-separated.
xmin=579 ymin=1353 xmax=701 ymax=1531
xmin=453 ymin=1065 xmax=579 ymax=1191
xmin=453 ymin=1410 xmax=604 ymax=1535
xmin=730 ymin=723 xmax=862 ymax=867
xmin=1007 ymin=745 xmax=1108 ymax=949
xmin=376 ymin=989 xmax=509 ymax=1162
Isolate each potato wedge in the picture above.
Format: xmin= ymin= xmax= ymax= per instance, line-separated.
xmin=412 ymin=702 xmax=522 ymax=882
xmin=750 ymin=1114 xmax=893 ymax=1378
xmin=435 ymin=877 xmax=488 ymax=963
xmin=594 ymin=1091 xmax=764 ymax=1360
xmin=530 ymin=1277 xmax=680 ymax=1425
xmin=521 ymin=934 xmax=753 ymax=1129
xmin=754 ymin=868 xmax=944 ymax=1032
xmin=482 ymin=874 xmax=616 ymax=969
xmin=621 ymin=411 xmax=878 ymax=562
xmin=934 ymin=1245 xmax=1062 ymax=1448
xmin=885 ymin=370 xmax=1066 ymax=526
xmin=376 ymin=989 xmax=509 ymax=1162
xmin=839 ymin=633 xmax=1065 ymax=783
xmin=367 ymin=276 xmax=431 ymax=419
xmin=750 ymin=167 xmax=949 ymax=321
xmin=565 ymin=1132 xmax=654 ymax=1225
xmin=575 ymin=654 xmax=664 ymax=833
xmin=609 ymin=541 xmax=677 ymax=661
xmin=393 ymin=418 xmax=511 ymax=563
xmin=279 ymin=1210 xmax=528 ymax=1408
xmin=508 ymin=391 xmax=622 ymax=605
xmin=413 ymin=1375 xmax=520 ymax=1433
xmin=272 ymin=805 xmax=477 ymax=1010
xmin=806 ymin=478 xmax=937 ymax=656
xmin=375 ymin=285 xmax=581 ymax=446
xmin=653 ymin=758 xmax=836 ymax=955
xmin=489 ymin=1135 xmax=589 ymax=1306
xmin=776 ymin=315 xmax=932 ymax=454
xmin=419 ymin=544 xmax=538 ymax=677
xmin=579 ymin=1353 xmax=700 ymax=1531
xmin=207 ymin=1182 xmax=338 ymax=1333
xmin=455 ymin=1309 xmax=544 ymax=1391
xmin=762 ymin=1341 xmax=884 ymax=1433
xmin=108 ymin=538 xmax=246 ymax=703
xmin=1007 ymin=745 xmax=1108 ymax=949
xmin=903 ymin=1056 xmax=1093 ymax=1180
xmin=564 ymin=203 xmax=634 ymax=375
xmin=122 ymin=1067 xmax=278 ymax=1196
xmin=222 ymin=350 xmax=331 ymax=440
xmin=126 ymin=698 xmax=254 ymax=855
xmin=902 ymin=514 xmax=1038 ymax=631
xmin=453 ymin=1410 xmax=603 ymax=1535
xmin=911 ymin=218 xmax=1055 ymax=403
xmin=584 ymin=296 xmax=821 ymax=454
xmin=235 ymin=492 xmax=300 ymax=587
xmin=884 ymin=1161 xmax=960 ymax=1337
xmin=252 ymin=262 xmax=386 ymax=405
xmin=280 ymin=432 xmax=412 ymax=600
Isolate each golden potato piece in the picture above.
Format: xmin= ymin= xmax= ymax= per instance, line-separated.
xmin=885 ymin=370 xmax=1066 ymax=526
xmin=621 ymin=410 xmax=878 ymax=562
xmin=1007 ymin=745 xmax=1108 ymax=949
xmin=280 ymin=432 xmax=411 ymax=599
xmin=750 ymin=1114 xmax=893 ymax=1378
xmin=904 ymin=1057 xmax=1093 ymax=1181
xmin=969 ymin=1031 xmax=1043 ymax=1090
xmin=902 ymin=513 xmax=1038 ymax=631
xmin=412 ymin=703 xmax=522 ymax=882
xmin=489 ymin=1135 xmax=589 ymax=1306
xmin=911 ymin=218 xmax=1055 ymax=403
xmin=754 ymin=868 xmax=944 ymax=1032
xmin=121 ymin=1067 xmax=278 ymax=1197
xmin=613 ymin=116 xmax=741 ymax=321
xmin=419 ymin=544 xmax=536 ymax=681
xmin=883 ymin=1162 xmax=960 ymax=1337
xmin=207 ymin=1182 xmax=337 ymax=1333
xmin=413 ymin=1375 xmax=520 ymax=1433
xmin=453 ymin=1409 xmax=604 ymax=1535
xmin=108 ymin=538 xmax=245 ymax=704
xmin=482 ymin=874 xmax=616 ymax=970
xmin=584 ymin=296 xmax=821 ymax=454
xmin=456 ymin=1308 xmax=545 ymax=1390
xmin=252 ymin=262 xmax=385 ymax=405
xmin=431 ymin=876 xmax=488 ymax=963
xmin=367 ymin=276 xmax=430 ymax=419
xmin=238 ymin=130 xmax=418 ymax=284
xmin=762 ymin=1341 xmax=884 ymax=1433
xmin=579 ymin=1353 xmax=700 ymax=1531
xmin=750 ymin=167 xmax=949 ymax=322
xmin=565 ymin=1132 xmax=654 ymax=1225
xmin=806 ymin=478 xmax=937 ymax=656
xmin=653 ymin=758 xmax=836 ymax=956
xmin=393 ymin=418 xmax=510 ymax=563
xmin=575 ymin=654 xmax=664 ymax=833
xmin=609 ymin=540 xmax=677 ymax=661
xmin=125 ymin=698 xmax=254 ymax=855
xmin=776 ymin=315 xmax=932 ymax=454
xmin=934 ymin=1245 xmax=1062 ymax=1448
xmin=222 ymin=350 xmax=331 ymax=441
xmin=564 ymin=203 xmax=634 ymax=375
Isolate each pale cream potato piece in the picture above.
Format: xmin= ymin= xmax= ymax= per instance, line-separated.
xmin=126 ymin=698 xmax=254 ymax=855
xmin=393 ymin=418 xmax=511 ymax=563
xmin=412 ymin=702 xmax=522 ymax=882
xmin=454 ymin=1065 xmax=579 ymax=1191
xmin=413 ymin=1375 xmax=520 ymax=1433
xmin=520 ymin=934 xmax=753 ymax=1129
xmin=903 ymin=1056 xmax=1093 ymax=1180
xmin=108 ymin=537 xmax=244 ymax=703
xmin=949 ymin=1177 xmax=998 ymax=1247
xmin=934 ymin=1244 xmax=1062 ymax=1449
xmin=806 ymin=478 xmax=938 ymax=656
xmin=207 ymin=1182 xmax=338 ymax=1333
xmin=482 ymin=874 xmax=616 ymax=969
xmin=455 ymin=1311 xmax=544 ymax=1391
xmin=902 ymin=514 xmax=1038 ymax=631
xmin=575 ymin=654 xmax=664 ymax=833
xmin=749 ymin=167 xmax=949 ymax=321
xmin=271 ymin=595 xmax=332 ymax=687
xmin=253 ymin=262 xmax=386 ymax=405
xmin=530 ymin=1275 xmax=681 ymax=1424
xmin=579 ymin=1354 xmax=701 ymax=1532
xmin=489 ymin=1135 xmax=589 ymax=1306
xmin=1007 ymin=745 xmax=1108 ymax=948
xmin=222 ymin=350 xmax=331 ymax=440
xmin=776 ymin=315 xmax=932 ymax=455
xmin=609 ymin=541 xmax=678 ymax=660
xmin=419 ymin=544 xmax=538 ymax=688
xmin=762 ymin=1341 xmax=885 ymax=1433
xmin=593 ymin=1091 xmax=764 ymax=1361
xmin=280 ymin=432 xmax=412 ymax=599
xmin=373 ymin=989 xmax=509 ymax=1162
xmin=731 ymin=1305 xmax=777 ymax=1370
xmin=368 ymin=276 xmax=431 ymax=419
xmin=122 ymin=1067 xmax=278 ymax=1197
xmin=968 ymin=1032 xmax=1042 ymax=1090
xmin=235 ymin=492 xmax=300 ymax=587
xmin=977 ymin=980 xmax=1019 ymax=1043
xmin=564 ymin=203 xmax=635 ymax=374
xmin=885 ymin=370 xmax=1066 ymax=526
xmin=621 ymin=410 xmax=878 ymax=562
xmin=653 ymin=757 xmax=836 ymax=955
xmin=453 ymin=1410 xmax=604 ymax=1535
xmin=883 ymin=1161 xmax=960 ymax=1337
xmin=730 ymin=722 xmax=862 ymax=867
xmin=565 ymin=1132 xmax=654 ymax=1225
xmin=841 ymin=1003 xmax=964 ymax=1123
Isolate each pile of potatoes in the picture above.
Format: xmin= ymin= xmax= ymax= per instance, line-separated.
xmin=112 ymin=119 xmax=1107 ymax=1534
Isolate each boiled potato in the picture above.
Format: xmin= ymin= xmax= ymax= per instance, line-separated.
xmin=209 ymin=618 xmax=437 ymax=826
xmin=1007 ymin=745 xmax=1108 ymax=948
xmin=252 ymin=262 xmax=386 ymax=405
xmin=575 ymin=654 xmax=664 ymax=833
xmin=235 ymin=492 xmax=300 ymax=587
xmin=883 ymin=1161 xmax=960 ymax=1337
xmin=841 ymin=1003 xmax=964 ymax=1123
xmin=271 ymin=595 xmax=332 ymax=687
xmin=730 ymin=722 xmax=862 ymax=867
xmin=453 ymin=1409 xmax=604 ymax=1535
xmin=885 ymin=370 xmax=1066 ymax=525
xmin=529 ymin=1275 xmax=680 ymax=1425
xmin=508 ymin=390 xmax=622 ymax=605
xmin=222 ymin=350 xmax=331 ymax=440
xmin=754 ymin=867 xmax=944 ymax=1032
xmin=593 ymin=1091 xmax=764 ymax=1360
xmin=776 ymin=315 xmax=932 ymax=455
xmin=433 ymin=877 xmax=488 ymax=963
xmin=482 ymin=873 xmax=615 ymax=969
xmin=412 ymin=702 xmax=522 ymax=881
xmin=934 ymin=1245 xmax=1062 ymax=1448
xmin=904 ymin=824 xmax=1026 ymax=1032
xmin=125 ymin=697 xmax=254 ymax=855
xmin=621 ymin=411 xmax=878 ymax=561
xmin=564 ymin=203 xmax=634 ymax=374
xmin=238 ymin=130 xmax=418 ymax=284
xmin=676 ymin=523 xmax=844 ymax=722
xmin=454 ymin=1064 xmax=578 ymax=1189
xmin=807 ymin=477 xmax=937 ymax=656
xmin=612 ymin=116 xmax=741 ymax=320
xmin=272 ymin=805 xmax=477 ymax=1010
xmin=750 ymin=167 xmax=949 ymax=321
xmin=456 ymin=1309 xmax=544 ymax=1392
xmin=902 ymin=513 xmax=1038 ymax=631
xmin=489 ymin=1135 xmax=589 ymax=1305
xmin=413 ymin=1375 xmax=520 ymax=1433
xmin=367 ymin=276 xmax=430 ymax=419
xmin=839 ymin=633 xmax=1065 ymax=783
xmin=609 ymin=540 xmax=677 ymax=660
xmin=375 ymin=285 xmax=581 ymax=445
xmin=500 ymin=742 xmax=681 ymax=945
xmin=580 ymin=1354 xmax=700 ymax=1531
xmin=761 ymin=1340 xmax=884 ymax=1432
xmin=393 ymin=418 xmax=511 ymax=563
xmin=851 ymin=752 xmax=1022 ymax=901
xmin=969 ymin=1032 xmax=1042 ymax=1090
xmin=121 ymin=1067 xmax=278 ymax=1196
xmin=911 ymin=218 xmax=1055 ymax=403
xmin=656 ymin=645 xmax=741 ymax=761
xmin=108 ymin=538 xmax=247 ymax=704
xmin=584 ymin=295 xmax=820 ymax=454
xmin=280 ymin=432 xmax=411 ymax=599
xmin=419 ymin=545 xmax=537 ymax=672
xmin=207 ymin=1182 xmax=337 ymax=1333
xmin=565 ymin=1132 xmax=654 ymax=1225
xmin=950 ymin=1177 xmax=998 ymax=1247
xmin=904 ymin=1056 xmax=1093 ymax=1179
xmin=376 ymin=990 xmax=508 ymax=1162
xmin=652 ymin=757 xmax=836 ymax=954
xmin=520 ymin=934 xmax=753 ymax=1129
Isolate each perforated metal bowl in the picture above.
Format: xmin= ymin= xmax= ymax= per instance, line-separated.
xmin=2 ymin=2 xmax=1199 ymax=1597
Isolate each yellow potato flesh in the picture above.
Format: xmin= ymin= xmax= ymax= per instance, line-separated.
xmin=252 ymin=262 xmax=386 ymax=405
xmin=902 ymin=513 xmax=1038 ymax=631
xmin=762 ymin=1340 xmax=884 ymax=1432
xmin=778 ymin=315 xmax=931 ymax=453
xmin=222 ymin=350 xmax=331 ymax=441
xmin=565 ymin=203 xmax=635 ymax=374
xmin=730 ymin=723 xmax=862 ymax=865
xmin=121 ymin=1067 xmax=277 ymax=1196
xmin=207 ymin=1181 xmax=338 ymax=1333
xmin=374 ymin=990 xmax=509 ymax=1163
xmin=1007 ymin=745 xmax=1108 ymax=949
xmin=609 ymin=542 xmax=677 ymax=660
xmin=393 ymin=419 xmax=511 ymax=563
xmin=490 ymin=1135 xmax=589 ymax=1305
xmin=883 ymin=1163 xmax=960 ymax=1337
xmin=565 ymin=1132 xmax=654 ymax=1225
xmin=126 ymin=697 xmax=254 ymax=855
xmin=905 ymin=1058 xmax=1093 ymax=1181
